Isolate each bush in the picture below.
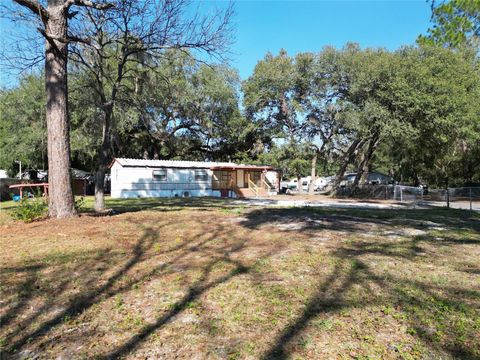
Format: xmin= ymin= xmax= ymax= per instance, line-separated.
xmin=74 ymin=196 xmax=85 ymax=212
xmin=12 ymin=198 xmax=48 ymax=223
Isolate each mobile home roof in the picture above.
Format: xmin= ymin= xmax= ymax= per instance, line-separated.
xmin=111 ymin=158 xmax=236 ymax=169
xmin=110 ymin=158 xmax=276 ymax=171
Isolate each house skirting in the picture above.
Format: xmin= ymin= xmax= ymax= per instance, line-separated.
xmin=111 ymin=188 xmax=238 ymax=199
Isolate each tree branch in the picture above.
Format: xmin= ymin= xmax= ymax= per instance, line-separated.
xmin=64 ymin=0 xmax=115 ymax=11
xmin=37 ymin=26 xmax=98 ymax=48
xmin=12 ymin=0 xmax=48 ymax=23
xmin=37 ymin=27 xmax=60 ymax=53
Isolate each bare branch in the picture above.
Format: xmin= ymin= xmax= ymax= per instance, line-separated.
xmin=11 ymin=0 xmax=48 ymax=23
xmin=64 ymin=0 xmax=114 ymax=11
xmin=37 ymin=27 xmax=69 ymax=43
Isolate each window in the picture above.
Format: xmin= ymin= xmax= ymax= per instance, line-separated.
xmin=251 ymin=172 xmax=261 ymax=182
xmin=195 ymin=169 xmax=208 ymax=181
xmin=152 ymin=169 xmax=167 ymax=181
xmin=221 ymin=172 xmax=230 ymax=182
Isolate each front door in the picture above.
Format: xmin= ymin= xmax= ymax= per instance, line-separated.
xmin=237 ymin=170 xmax=245 ymax=188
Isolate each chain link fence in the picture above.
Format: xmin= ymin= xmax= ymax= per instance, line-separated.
xmin=337 ymin=185 xmax=480 ymax=211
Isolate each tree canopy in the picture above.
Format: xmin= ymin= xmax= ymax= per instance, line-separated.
xmin=418 ymin=0 xmax=479 ymax=49
xmin=242 ymin=44 xmax=480 ymax=187
xmin=2 ymin=0 xmax=479 ymax=195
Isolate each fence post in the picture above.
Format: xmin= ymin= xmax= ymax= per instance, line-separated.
xmin=400 ymin=187 xmax=403 ymax=202
xmin=470 ymin=187 xmax=473 ymax=211
xmin=446 ymin=188 xmax=450 ymax=209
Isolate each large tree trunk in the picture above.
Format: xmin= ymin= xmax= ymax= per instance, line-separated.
xmin=94 ymin=166 xmax=107 ymax=212
xmin=45 ymin=1 xmax=75 ymax=218
xmin=351 ymin=134 xmax=379 ymax=195
xmin=332 ymin=138 xmax=366 ymax=191
xmin=297 ymin=175 xmax=303 ymax=194
xmin=94 ymin=106 xmax=112 ymax=212
xmin=308 ymin=151 xmax=317 ymax=195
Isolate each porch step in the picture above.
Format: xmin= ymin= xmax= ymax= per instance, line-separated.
xmin=234 ymin=187 xmax=268 ymax=198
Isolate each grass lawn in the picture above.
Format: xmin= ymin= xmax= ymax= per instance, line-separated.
xmin=1 ymin=197 xmax=479 ymax=359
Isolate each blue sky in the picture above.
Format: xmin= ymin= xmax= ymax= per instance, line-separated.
xmin=230 ymin=0 xmax=432 ymax=79
xmin=0 ymin=1 xmax=433 ymax=86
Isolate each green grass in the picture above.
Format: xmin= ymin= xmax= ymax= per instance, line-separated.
xmin=1 ymin=198 xmax=479 ymax=359
xmin=0 ymin=195 xmax=240 ymax=225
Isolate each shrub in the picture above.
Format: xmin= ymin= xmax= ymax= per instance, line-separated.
xmin=12 ymin=198 xmax=48 ymax=223
xmin=74 ymin=196 xmax=86 ymax=212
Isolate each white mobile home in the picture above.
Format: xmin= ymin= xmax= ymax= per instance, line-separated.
xmin=110 ymin=158 xmax=280 ymax=199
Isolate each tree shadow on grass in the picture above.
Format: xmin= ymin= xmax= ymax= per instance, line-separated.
xmin=0 ymin=268 xmax=40 ymax=329
xmin=241 ymin=206 xmax=480 ymax=240
xmin=1 ymin=249 xmax=113 ymax=339
xmin=81 ymin=196 xmax=246 ymax=216
xmin=2 ymin=212 xmax=286 ymax=359
xmin=2 ymin=205 xmax=479 ymax=359
xmin=261 ymin=258 xmax=367 ymax=359
xmin=3 ymin=223 xmax=166 ymax=354
xmin=97 ymin=225 xmax=286 ymax=359
xmin=261 ymin=248 xmax=479 ymax=359
xmin=252 ymin=207 xmax=480 ymax=359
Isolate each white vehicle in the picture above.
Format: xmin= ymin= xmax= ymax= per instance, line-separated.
xmin=280 ymin=178 xmax=299 ymax=192
xmin=302 ymin=177 xmax=312 ymax=191
xmin=314 ymin=176 xmax=335 ymax=191
xmin=281 ymin=176 xmax=315 ymax=192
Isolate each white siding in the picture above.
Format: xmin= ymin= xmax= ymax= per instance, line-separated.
xmin=115 ymin=189 xmax=222 ymax=199
xmin=111 ymin=163 xmax=220 ymax=198
xmin=266 ymin=171 xmax=279 ymax=192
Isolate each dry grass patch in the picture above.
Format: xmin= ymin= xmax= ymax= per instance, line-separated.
xmin=0 ymin=200 xmax=479 ymax=359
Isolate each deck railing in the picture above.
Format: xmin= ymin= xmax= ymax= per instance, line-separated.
xmin=248 ymin=179 xmax=259 ymax=196
xmin=262 ymin=178 xmax=276 ymax=191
